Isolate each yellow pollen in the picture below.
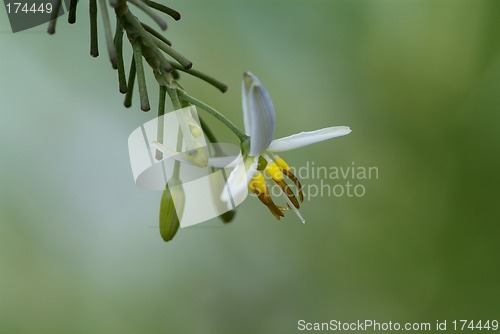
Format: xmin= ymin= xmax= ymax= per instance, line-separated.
xmin=265 ymin=162 xmax=283 ymax=182
xmin=248 ymin=172 xmax=267 ymax=195
xmin=275 ymin=157 xmax=290 ymax=171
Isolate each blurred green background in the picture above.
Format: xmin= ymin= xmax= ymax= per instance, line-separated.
xmin=1 ymin=0 xmax=500 ymax=333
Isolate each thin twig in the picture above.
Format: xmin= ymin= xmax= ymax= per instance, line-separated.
xmin=47 ymin=0 xmax=62 ymax=34
xmin=124 ymin=55 xmax=136 ymax=108
xmin=143 ymin=0 xmax=180 ymax=21
xmin=90 ymin=0 xmax=99 ymax=57
xmin=114 ymin=20 xmax=127 ymax=93
xmin=155 ymin=86 xmax=167 ymax=160
xmin=141 ymin=22 xmax=172 ymax=46
xmin=178 ymin=91 xmax=246 ymax=141
xmin=128 ymin=0 xmax=167 ymax=30
xmin=123 ymin=11 xmax=172 ymax=74
xmin=153 ymin=37 xmax=192 ymax=70
xmin=68 ymin=0 xmax=78 ymax=24
xmin=98 ymin=0 xmax=118 ymax=68
xmin=170 ymin=63 xmax=227 ymax=93
xmin=132 ymin=42 xmax=150 ymax=111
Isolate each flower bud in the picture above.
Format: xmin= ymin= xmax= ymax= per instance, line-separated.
xmin=219 ymin=209 xmax=237 ymax=224
xmin=159 ymin=178 xmax=185 ymax=242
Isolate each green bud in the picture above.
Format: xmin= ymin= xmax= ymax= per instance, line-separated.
xmin=219 ymin=209 xmax=237 ymax=224
xmin=159 ymin=178 xmax=185 ymax=242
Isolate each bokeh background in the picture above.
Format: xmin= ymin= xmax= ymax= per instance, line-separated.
xmin=1 ymin=0 xmax=500 ymax=333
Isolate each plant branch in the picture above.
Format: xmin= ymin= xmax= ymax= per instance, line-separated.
xmin=178 ymin=91 xmax=247 ymax=142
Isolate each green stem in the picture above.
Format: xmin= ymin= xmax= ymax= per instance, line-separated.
xmin=199 ymin=117 xmax=224 ymax=157
xmin=98 ymin=0 xmax=117 ymax=68
xmin=114 ymin=20 xmax=127 ymax=93
xmin=198 ymin=117 xmax=216 ymax=144
xmin=47 ymin=0 xmax=61 ymax=34
xmin=131 ymin=41 xmax=150 ymax=111
xmin=124 ymin=55 xmax=136 ymax=108
xmin=155 ymin=86 xmax=167 ymax=160
xmin=122 ymin=10 xmax=172 ymax=74
xmin=89 ymin=0 xmax=99 ymax=57
xmin=166 ymin=86 xmax=183 ymax=178
xmin=128 ymin=0 xmax=167 ymax=30
xmin=143 ymin=0 xmax=180 ymax=21
xmin=68 ymin=0 xmax=78 ymax=24
xmin=172 ymin=130 xmax=182 ymax=179
xmin=169 ymin=62 xmax=227 ymax=93
xmin=153 ymin=37 xmax=192 ymax=69
xmin=178 ymin=91 xmax=247 ymax=142
xmin=166 ymin=85 xmax=182 ymax=110
xmin=141 ymin=22 xmax=172 ymax=46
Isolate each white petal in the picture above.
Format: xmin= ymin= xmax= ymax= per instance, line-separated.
xmin=220 ymin=157 xmax=258 ymax=204
xmin=207 ymin=155 xmax=240 ymax=168
xmin=242 ymin=74 xmax=251 ymax=136
xmin=242 ymin=72 xmax=275 ymax=156
xmin=220 ymin=163 xmax=246 ymax=204
xmin=220 ymin=158 xmax=258 ymax=204
xmin=244 ymin=158 xmax=258 ymax=184
xmin=268 ymin=126 xmax=351 ymax=152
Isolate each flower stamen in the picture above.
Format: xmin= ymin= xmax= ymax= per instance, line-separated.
xmin=248 ymin=172 xmax=267 ymax=195
xmin=264 ymin=160 xmax=300 ymax=208
xmin=248 ymin=172 xmax=284 ymax=220
xmin=275 ymin=157 xmax=304 ymax=202
xmin=276 ymin=179 xmax=300 ymax=209
xmin=282 ymin=169 xmax=304 ymax=202
xmin=264 ymin=162 xmax=283 ymax=181
xmin=257 ymin=191 xmax=285 ymax=220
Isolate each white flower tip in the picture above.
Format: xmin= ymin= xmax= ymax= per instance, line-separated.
xmin=325 ymin=126 xmax=352 ymax=138
xmin=243 ymin=71 xmax=266 ymax=93
xmin=243 ymin=72 xmax=254 ymax=91
xmin=345 ymin=126 xmax=352 ymax=134
xmin=243 ymin=71 xmax=255 ymax=82
xmin=242 ymin=71 xmax=276 ymax=156
xmin=268 ymin=125 xmax=352 ymax=152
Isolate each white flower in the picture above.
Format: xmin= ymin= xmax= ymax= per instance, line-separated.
xmin=226 ymin=72 xmax=351 ymax=222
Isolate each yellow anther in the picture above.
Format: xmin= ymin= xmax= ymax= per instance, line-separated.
xmin=275 ymin=157 xmax=290 ymax=171
xmin=248 ymin=172 xmax=267 ymax=195
xmin=265 ymin=162 xmax=283 ymax=182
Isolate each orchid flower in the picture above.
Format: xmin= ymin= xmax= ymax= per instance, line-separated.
xmin=228 ymin=72 xmax=351 ymax=222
